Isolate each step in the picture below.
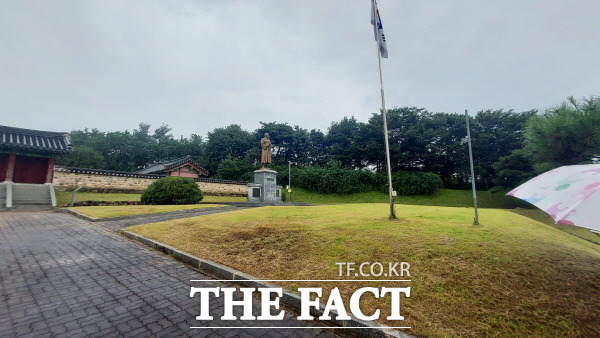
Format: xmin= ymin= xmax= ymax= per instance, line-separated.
xmin=10 ymin=205 xmax=53 ymax=211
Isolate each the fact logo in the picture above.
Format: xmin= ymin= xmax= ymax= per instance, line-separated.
xmin=189 ymin=287 xmax=410 ymax=321
xmin=189 ymin=262 xmax=411 ymax=323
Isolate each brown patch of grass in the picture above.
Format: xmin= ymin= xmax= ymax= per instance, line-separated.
xmin=127 ymin=204 xmax=600 ymax=337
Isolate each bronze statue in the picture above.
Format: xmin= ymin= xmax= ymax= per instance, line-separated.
xmin=260 ymin=133 xmax=272 ymax=169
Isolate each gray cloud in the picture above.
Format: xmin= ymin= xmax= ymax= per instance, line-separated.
xmin=1 ymin=0 xmax=598 ymax=137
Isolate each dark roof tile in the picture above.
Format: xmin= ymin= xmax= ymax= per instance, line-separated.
xmin=0 ymin=125 xmax=73 ymax=154
xmin=136 ymin=155 xmax=209 ymax=176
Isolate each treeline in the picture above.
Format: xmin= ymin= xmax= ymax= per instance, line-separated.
xmin=58 ymin=95 xmax=600 ymax=191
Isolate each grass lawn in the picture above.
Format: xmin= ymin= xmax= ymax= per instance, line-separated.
xmin=288 ymin=187 xmax=531 ymax=209
xmin=127 ymin=204 xmax=600 ymax=337
xmin=510 ymin=208 xmax=600 ymax=245
xmin=68 ymin=204 xmax=224 ymax=218
xmin=55 ymin=190 xmax=246 ymax=206
xmin=55 ymin=190 xmax=141 ymax=206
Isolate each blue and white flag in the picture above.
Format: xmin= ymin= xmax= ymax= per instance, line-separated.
xmin=371 ymin=0 xmax=388 ymax=58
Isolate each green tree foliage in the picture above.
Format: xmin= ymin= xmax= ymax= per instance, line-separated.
xmin=255 ymin=122 xmax=312 ymax=165
xmin=277 ymin=165 xmax=442 ymax=196
xmin=141 ymin=176 xmax=203 ymax=205
xmin=470 ymin=109 xmax=537 ymax=188
xmin=491 ymin=149 xmax=536 ymax=189
xmin=389 ymin=171 xmax=443 ymax=196
xmin=325 ymin=117 xmax=366 ymax=168
xmin=205 ymin=124 xmax=254 ymax=173
xmin=525 ymin=96 xmax=600 ymax=170
xmin=56 ymin=145 xmax=105 ymax=168
xmin=62 ymin=96 xmax=569 ymax=191
xmin=215 ymin=156 xmax=254 ymax=181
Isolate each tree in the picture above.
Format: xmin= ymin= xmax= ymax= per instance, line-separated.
xmin=307 ymin=129 xmax=327 ymax=166
xmin=325 ymin=117 xmax=366 ymax=168
xmin=205 ymin=125 xmax=254 ymax=174
xmin=526 ymin=96 xmax=600 ymax=170
xmin=57 ymin=145 xmax=105 ymax=168
xmin=470 ymin=109 xmax=536 ymax=188
xmin=491 ymin=149 xmax=536 ymax=189
xmin=215 ymin=155 xmax=254 ymax=181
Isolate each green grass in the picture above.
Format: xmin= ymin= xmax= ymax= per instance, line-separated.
xmin=510 ymin=208 xmax=600 ymax=245
xmin=55 ymin=190 xmax=141 ymax=206
xmin=288 ymin=187 xmax=531 ymax=208
xmin=55 ymin=190 xmax=246 ymax=206
xmin=68 ymin=204 xmax=224 ymax=218
xmin=127 ymin=204 xmax=600 ymax=337
xmin=57 ymin=189 xmax=598 ymax=245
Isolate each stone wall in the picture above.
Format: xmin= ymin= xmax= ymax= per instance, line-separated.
xmin=53 ymin=167 xmax=247 ymax=196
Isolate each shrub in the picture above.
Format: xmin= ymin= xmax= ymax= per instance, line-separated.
xmin=141 ymin=176 xmax=203 ymax=205
xmin=293 ymin=166 xmax=374 ymax=195
xmin=387 ymin=171 xmax=443 ymax=196
xmin=282 ymin=166 xmax=442 ymax=196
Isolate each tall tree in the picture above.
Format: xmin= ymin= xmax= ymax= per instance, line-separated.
xmin=205 ymin=124 xmax=254 ymax=173
xmin=470 ymin=109 xmax=536 ymax=188
xmin=325 ymin=117 xmax=366 ymax=168
xmin=525 ymin=95 xmax=600 ymax=170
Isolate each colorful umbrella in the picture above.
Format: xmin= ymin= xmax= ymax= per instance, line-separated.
xmin=507 ymin=164 xmax=600 ymax=232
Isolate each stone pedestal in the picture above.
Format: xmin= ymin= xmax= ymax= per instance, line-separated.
xmin=247 ymin=169 xmax=282 ymax=203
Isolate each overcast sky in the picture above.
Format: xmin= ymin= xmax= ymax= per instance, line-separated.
xmin=1 ymin=0 xmax=599 ymax=138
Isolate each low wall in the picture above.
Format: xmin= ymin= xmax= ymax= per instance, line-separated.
xmin=53 ymin=167 xmax=247 ymax=196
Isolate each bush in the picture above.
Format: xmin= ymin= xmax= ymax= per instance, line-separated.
xmin=280 ymin=166 xmax=442 ymax=196
xmin=141 ymin=176 xmax=203 ymax=205
xmin=387 ymin=171 xmax=443 ymax=196
xmin=292 ymin=166 xmax=374 ymax=195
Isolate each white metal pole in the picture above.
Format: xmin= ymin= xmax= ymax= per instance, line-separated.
xmin=465 ymin=110 xmax=479 ymax=225
xmin=374 ymin=0 xmax=396 ymax=219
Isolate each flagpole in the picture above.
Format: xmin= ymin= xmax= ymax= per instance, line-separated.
xmin=373 ymin=0 xmax=396 ymax=219
xmin=465 ymin=109 xmax=479 ymax=225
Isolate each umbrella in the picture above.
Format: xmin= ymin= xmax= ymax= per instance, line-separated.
xmin=507 ymin=164 xmax=600 ymax=232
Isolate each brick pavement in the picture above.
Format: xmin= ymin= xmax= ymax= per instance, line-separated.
xmin=0 ymin=212 xmax=339 ymax=337
xmin=97 ymin=207 xmax=251 ymax=232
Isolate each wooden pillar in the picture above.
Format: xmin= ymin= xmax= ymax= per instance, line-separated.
xmin=5 ymin=154 xmax=16 ymax=182
xmin=45 ymin=157 xmax=55 ymax=183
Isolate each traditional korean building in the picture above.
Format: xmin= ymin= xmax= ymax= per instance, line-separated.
xmin=135 ymin=155 xmax=209 ymax=178
xmin=1 ymin=125 xmax=73 ymax=209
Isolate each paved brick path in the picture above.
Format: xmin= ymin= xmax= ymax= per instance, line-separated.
xmin=97 ymin=206 xmax=251 ymax=232
xmin=0 ymin=212 xmax=338 ymax=337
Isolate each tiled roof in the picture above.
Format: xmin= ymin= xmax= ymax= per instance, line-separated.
xmin=136 ymin=155 xmax=209 ymax=176
xmin=0 ymin=125 xmax=73 ymax=154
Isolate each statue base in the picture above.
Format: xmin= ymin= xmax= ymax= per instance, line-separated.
xmin=247 ymin=169 xmax=282 ymax=203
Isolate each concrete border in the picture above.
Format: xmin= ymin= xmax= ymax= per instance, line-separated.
xmin=121 ymin=230 xmax=413 ymax=338
xmin=55 ymin=205 xmax=238 ymax=222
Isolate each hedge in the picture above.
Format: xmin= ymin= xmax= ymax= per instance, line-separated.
xmin=278 ymin=166 xmax=442 ymax=196
xmin=141 ymin=176 xmax=204 ymax=205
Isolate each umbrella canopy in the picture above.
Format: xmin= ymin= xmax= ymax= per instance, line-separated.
xmin=507 ymin=164 xmax=600 ymax=232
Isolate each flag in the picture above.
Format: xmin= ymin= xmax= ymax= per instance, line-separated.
xmin=371 ymin=0 xmax=388 ymax=58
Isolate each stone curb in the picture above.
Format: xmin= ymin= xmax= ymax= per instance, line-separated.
xmin=55 ymin=205 xmax=238 ymax=222
xmin=121 ymin=230 xmax=412 ymax=338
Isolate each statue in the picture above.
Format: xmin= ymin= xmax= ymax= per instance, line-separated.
xmin=260 ymin=133 xmax=272 ymax=169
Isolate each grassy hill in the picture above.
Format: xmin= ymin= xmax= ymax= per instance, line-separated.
xmin=286 ymin=187 xmax=531 ymax=209
xmin=127 ymin=204 xmax=600 ymax=337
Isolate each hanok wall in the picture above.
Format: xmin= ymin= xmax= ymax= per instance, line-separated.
xmin=53 ymin=167 xmax=247 ymax=196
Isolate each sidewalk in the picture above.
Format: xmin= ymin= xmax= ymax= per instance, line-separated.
xmin=0 ymin=211 xmax=338 ymax=337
